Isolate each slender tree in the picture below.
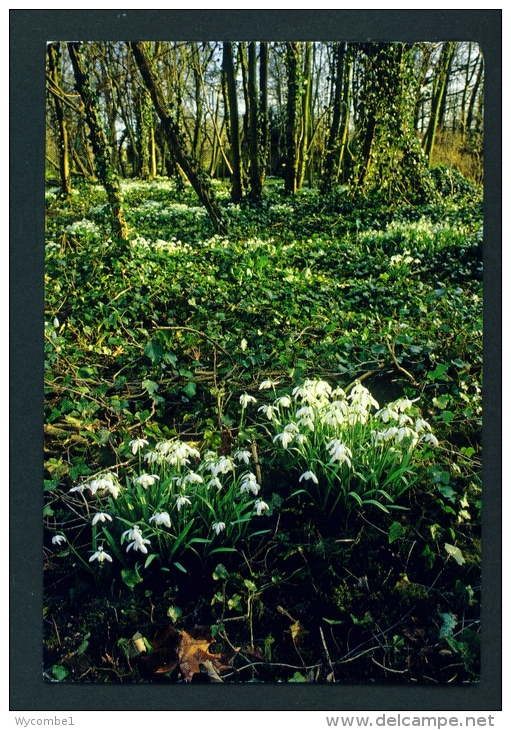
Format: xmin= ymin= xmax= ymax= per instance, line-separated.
xmin=47 ymin=42 xmax=72 ymax=198
xmin=422 ymin=42 xmax=456 ymax=166
xmin=131 ymin=41 xmax=227 ymax=235
xmin=222 ymin=42 xmax=243 ymax=202
xmin=68 ymin=42 xmax=128 ymax=240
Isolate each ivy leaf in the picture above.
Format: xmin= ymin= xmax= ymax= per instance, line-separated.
xmin=144 ymin=339 xmax=164 ymax=364
xmin=388 ymin=521 xmax=405 ymax=544
xmin=444 ymin=543 xmax=465 ymax=565
xmin=182 ymin=381 xmax=196 ymax=397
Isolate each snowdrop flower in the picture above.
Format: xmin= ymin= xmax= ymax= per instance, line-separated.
xmin=129 ymin=438 xmax=149 ymax=455
xmin=421 ymin=432 xmax=439 ymax=447
xmin=234 ymin=450 xmax=251 ymax=465
xmin=144 ymin=450 xmax=159 ymax=464
xmin=69 ymin=484 xmax=86 ymax=494
xmin=176 ymin=494 xmax=192 ymax=511
xmin=149 ymin=511 xmax=172 ymax=528
xmin=207 ymin=477 xmax=223 ymax=491
xmin=134 ymin=474 xmax=159 ymax=489
xmin=104 ymin=484 xmax=120 ymax=499
xmin=348 ymin=382 xmax=379 ymax=410
xmin=254 ymin=499 xmax=269 ymax=516
xmin=327 ymin=439 xmax=352 ymax=467
xmin=240 ymin=472 xmax=261 ymax=495
xmin=89 ymin=546 xmax=113 ymax=563
xmin=375 ymin=406 xmax=399 ymax=423
xmin=415 ymin=418 xmax=432 ymax=433
xmin=273 ymin=430 xmax=294 ymax=449
xmin=240 ymin=393 xmax=257 ymax=408
xmin=396 ymin=426 xmax=418 ymax=443
xmin=92 ymin=512 xmax=112 ymax=525
xmin=275 ymin=395 xmax=292 ymax=408
xmin=122 ymin=525 xmax=151 ymax=554
xmin=258 ymin=404 xmax=275 ymax=420
xmin=259 ymin=379 xmax=280 ymax=390
xmin=212 ymin=522 xmax=226 ymax=535
xmin=299 ymin=471 xmax=319 ymax=484
xmin=210 ymin=456 xmax=234 ymax=477
xmin=393 ymin=396 xmax=420 ymax=412
xmin=183 ymin=471 xmax=203 ymax=485
xmin=398 ymin=413 xmax=413 ymax=426
xmin=52 ymin=535 xmax=67 ymax=546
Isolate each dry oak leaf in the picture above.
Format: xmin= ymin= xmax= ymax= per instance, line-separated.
xmin=138 ymin=624 xmax=231 ymax=682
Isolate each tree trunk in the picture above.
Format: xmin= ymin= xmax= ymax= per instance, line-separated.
xmin=284 ymin=42 xmax=301 ymax=194
xmin=248 ymin=42 xmax=262 ymax=198
xmin=131 ymin=41 xmax=227 ymax=235
xmin=68 ymin=42 xmax=128 ymax=240
xmin=223 ymin=42 xmax=243 ymax=202
xmin=297 ymin=42 xmax=312 ymax=190
xmin=47 ymin=42 xmax=72 ymax=198
xmin=321 ymin=43 xmax=344 ymax=193
xmin=259 ymin=42 xmax=269 ymax=188
xmin=422 ymin=42 xmax=455 ymax=166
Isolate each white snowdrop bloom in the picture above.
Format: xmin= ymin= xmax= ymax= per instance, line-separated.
xmin=92 ymin=512 xmax=112 ymax=525
xmin=240 ymin=472 xmax=260 ymax=495
xmin=295 ymin=433 xmax=307 ymax=446
xmin=144 ymin=450 xmax=160 ymax=464
xmin=212 ymin=522 xmax=226 ymax=535
xmin=396 ymin=426 xmax=418 ymax=443
xmin=183 ymin=471 xmax=203 ymax=485
xmin=322 ymin=408 xmax=344 ymax=427
xmin=134 ymin=474 xmax=160 ymax=489
xmin=89 ymin=546 xmax=113 ymax=563
xmin=104 ymin=484 xmax=120 ymax=499
xmin=348 ymin=382 xmax=379 ymax=410
xmin=296 ymin=406 xmax=315 ymax=419
xmin=149 ymin=512 xmax=172 ymax=528
xmin=234 ymin=450 xmax=251 ymax=465
xmin=299 ymin=471 xmax=319 ymax=484
xmin=69 ymin=484 xmax=87 ymax=494
xmin=327 ymin=439 xmax=353 ymax=467
xmin=275 ymin=395 xmax=292 ymax=408
xmin=421 ymin=432 xmax=439 ymax=447
xmin=52 ymin=535 xmax=67 ymax=546
xmin=254 ymin=499 xmax=270 ymax=516
xmin=207 ymin=477 xmax=223 ymax=491
xmin=273 ymin=431 xmax=294 ymax=449
xmin=211 ymin=456 xmax=234 ymax=477
xmin=297 ymin=417 xmax=315 ymax=431
xmin=240 ymin=393 xmax=257 ymax=408
xmin=176 ymin=494 xmax=192 ymax=511
xmin=122 ymin=525 xmax=151 ymax=554
xmin=129 ymin=438 xmax=149 ymax=455
xmin=398 ymin=413 xmax=413 ymax=426
xmin=375 ymin=406 xmax=399 ymax=423
xmin=258 ymin=404 xmax=275 ymax=420
xmin=259 ymin=379 xmax=280 ymax=390
xmin=415 ymin=418 xmax=432 ymax=433
xmin=393 ymin=396 xmax=420 ymax=412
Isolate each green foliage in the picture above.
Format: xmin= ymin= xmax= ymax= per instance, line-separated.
xmin=44 ymin=174 xmax=482 ymax=684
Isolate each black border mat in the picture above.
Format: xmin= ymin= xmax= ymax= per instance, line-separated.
xmin=10 ymin=9 xmax=501 ymax=712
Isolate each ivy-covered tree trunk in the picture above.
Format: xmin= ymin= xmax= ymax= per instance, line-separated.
xmin=248 ymin=42 xmax=262 ymax=199
xmin=259 ymin=42 xmax=269 ymax=189
xmin=422 ymin=42 xmax=455 ymax=166
xmin=222 ymin=42 xmax=243 ymax=202
xmin=321 ymin=43 xmax=345 ymax=193
xmin=284 ymin=42 xmax=301 ymax=194
xmin=47 ymin=42 xmax=72 ymax=198
xmin=131 ymin=41 xmax=227 ymax=235
xmin=67 ymin=42 xmax=128 ymax=240
xmin=297 ymin=42 xmax=312 ymax=190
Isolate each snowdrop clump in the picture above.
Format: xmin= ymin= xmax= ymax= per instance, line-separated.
xmin=257 ymin=378 xmax=438 ymax=517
